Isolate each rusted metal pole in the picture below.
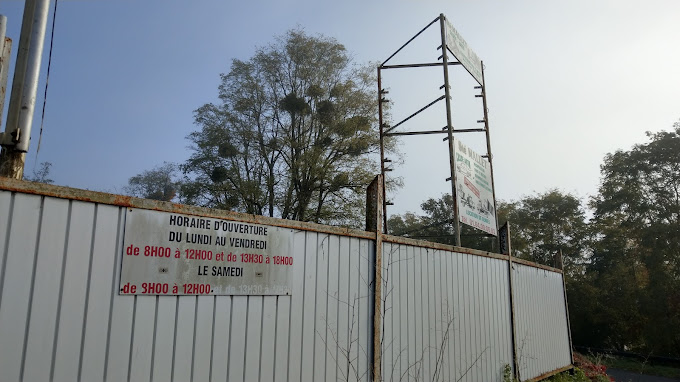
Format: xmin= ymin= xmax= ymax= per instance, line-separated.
xmin=503 ymin=222 xmax=520 ymax=380
xmin=559 ymin=249 xmax=575 ymax=366
xmin=0 ymin=15 xmax=6 ymax=54
xmin=480 ymin=63 xmax=500 ymax=249
xmin=0 ymin=15 xmax=12 ymax=130
xmin=378 ymin=67 xmax=389 ymax=234
xmin=380 ymin=61 xmax=461 ymax=69
xmin=366 ymin=174 xmax=384 ymax=382
xmin=439 ymin=14 xmax=461 ymax=247
xmin=0 ymin=14 xmax=23 ymax=180
xmin=384 ymin=95 xmax=446 ymax=134
xmin=0 ymin=0 xmax=51 ymax=179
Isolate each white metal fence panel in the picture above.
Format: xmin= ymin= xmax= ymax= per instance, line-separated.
xmin=0 ymin=190 xmax=375 ymax=382
xmin=0 ymin=181 xmax=574 ymax=382
xmin=380 ymin=242 xmax=515 ymax=382
xmin=512 ymin=263 xmax=572 ymax=381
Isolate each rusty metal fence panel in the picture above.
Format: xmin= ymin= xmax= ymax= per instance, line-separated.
xmin=512 ymin=263 xmax=572 ymax=381
xmin=0 ymin=190 xmax=375 ymax=382
xmin=379 ymin=241 xmax=515 ymax=382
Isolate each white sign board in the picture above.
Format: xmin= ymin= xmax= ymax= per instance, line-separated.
xmin=444 ymin=18 xmax=483 ymax=85
xmin=453 ymin=138 xmax=497 ymax=236
xmin=120 ymin=209 xmax=293 ymax=295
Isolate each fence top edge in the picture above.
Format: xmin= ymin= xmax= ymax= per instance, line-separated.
xmin=0 ymin=178 xmax=567 ymax=273
xmin=0 ymin=177 xmax=375 ymax=240
xmin=382 ymin=233 xmax=564 ymax=274
xmin=511 ymin=256 xmax=564 ymax=273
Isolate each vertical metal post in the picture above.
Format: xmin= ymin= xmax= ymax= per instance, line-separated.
xmin=378 ymin=67 xmax=388 ymax=234
xmin=559 ymin=249 xmax=575 ymax=366
xmin=0 ymin=0 xmax=51 ymax=179
xmin=507 ymin=248 xmax=519 ymax=379
xmin=0 ymin=15 xmax=6 ymax=56
xmin=0 ymin=15 xmax=12 ymax=130
xmin=480 ymin=63 xmax=500 ymax=249
xmin=366 ymin=174 xmax=384 ymax=382
xmin=439 ymin=14 xmax=461 ymax=247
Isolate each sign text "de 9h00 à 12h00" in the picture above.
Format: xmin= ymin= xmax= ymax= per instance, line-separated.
xmin=120 ymin=208 xmax=294 ymax=296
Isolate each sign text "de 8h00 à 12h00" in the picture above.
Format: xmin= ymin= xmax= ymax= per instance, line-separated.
xmin=120 ymin=208 xmax=294 ymax=296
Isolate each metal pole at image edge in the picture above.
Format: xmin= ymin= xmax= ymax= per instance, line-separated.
xmin=439 ymin=14 xmax=462 ymax=246
xmin=0 ymin=0 xmax=51 ymax=179
xmin=0 ymin=15 xmax=12 ymax=129
xmin=480 ymin=63 xmax=500 ymax=249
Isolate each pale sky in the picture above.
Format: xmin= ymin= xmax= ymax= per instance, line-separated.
xmin=1 ymin=1 xmax=679 ymax=219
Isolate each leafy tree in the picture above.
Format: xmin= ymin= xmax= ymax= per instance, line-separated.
xmin=569 ymin=210 xmax=647 ymax=352
xmin=588 ymin=123 xmax=680 ymax=356
xmin=183 ymin=29 xmax=389 ymax=227
xmin=388 ymin=189 xmax=588 ymax=260
xmin=125 ymin=162 xmax=180 ymax=202
xmin=24 ymin=161 xmax=54 ymax=184
xmin=502 ymin=189 xmax=588 ymax=268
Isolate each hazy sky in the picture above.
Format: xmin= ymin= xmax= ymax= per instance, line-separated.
xmin=1 ymin=1 xmax=679 ymax=218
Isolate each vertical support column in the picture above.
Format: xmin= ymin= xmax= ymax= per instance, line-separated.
xmin=559 ymin=249 xmax=575 ymax=366
xmin=366 ymin=174 xmax=384 ymax=382
xmin=508 ymin=251 xmax=520 ymax=381
xmin=377 ymin=67 xmax=388 ymax=234
xmin=0 ymin=15 xmax=12 ymax=128
xmin=0 ymin=15 xmax=18 ymax=178
xmin=500 ymin=222 xmax=519 ymax=379
xmin=480 ymin=64 xmax=500 ymax=250
xmin=439 ymin=14 xmax=461 ymax=246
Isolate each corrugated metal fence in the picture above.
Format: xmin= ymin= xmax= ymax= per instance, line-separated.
xmin=512 ymin=263 xmax=572 ymax=381
xmin=379 ymin=241 xmax=514 ymax=381
xmin=378 ymin=239 xmax=572 ymax=381
xmin=0 ymin=179 xmax=572 ymax=381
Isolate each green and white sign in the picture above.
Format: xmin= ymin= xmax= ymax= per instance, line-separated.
xmin=444 ymin=17 xmax=483 ymax=85
xmin=453 ymin=138 xmax=497 ymax=236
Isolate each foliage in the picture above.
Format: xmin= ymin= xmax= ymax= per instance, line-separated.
xmin=124 ymin=162 xmax=180 ymax=202
xmin=501 ymin=362 xmax=610 ymax=382
xmin=542 ymin=124 xmax=680 ymax=357
xmin=510 ymin=353 xmax=613 ymax=382
xmin=550 ymin=125 xmax=680 ymax=357
xmin=24 ymin=161 xmax=54 ymax=184
xmin=182 ymin=29 xmax=391 ymax=227
xmin=572 ymin=353 xmax=613 ymax=381
xmin=502 ymin=189 xmax=588 ymax=268
xmin=575 ymin=123 xmax=680 ymax=357
xmin=388 ymin=189 xmax=587 ymax=258
xmin=542 ymin=368 xmax=607 ymax=382
xmin=387 ymin=193 xmax=505 ymax=252
xmin=502 ymin=364 xmax=516 ymax=382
